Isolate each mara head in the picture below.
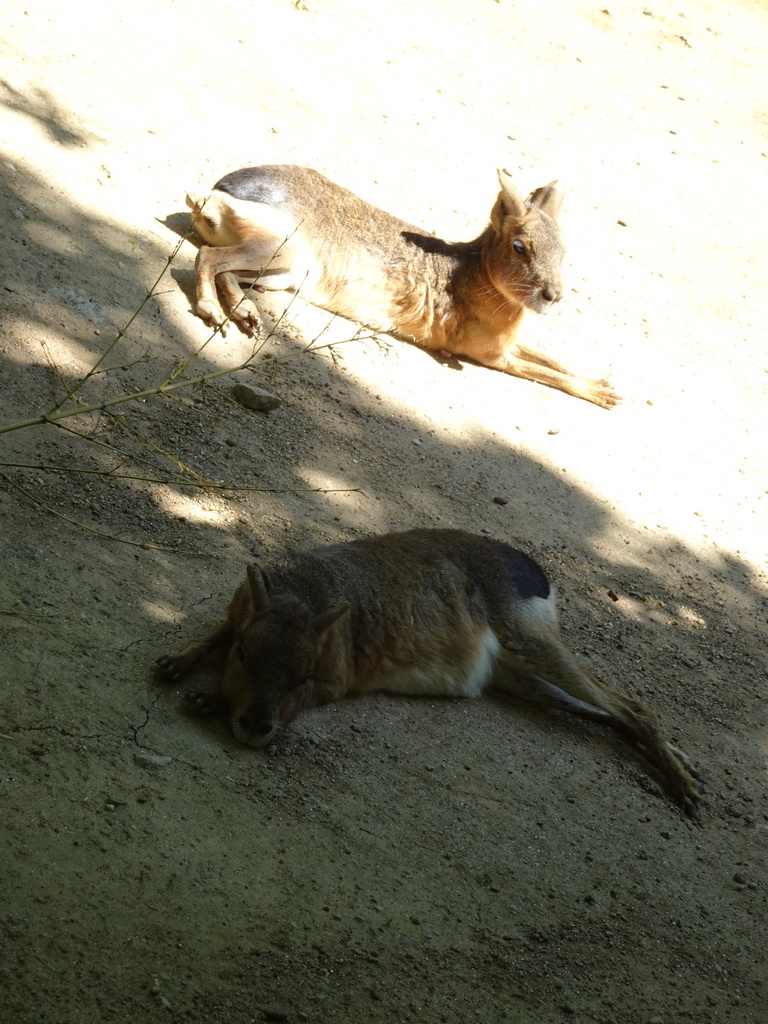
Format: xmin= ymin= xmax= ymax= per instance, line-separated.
xmin=220 ymin=565 xmax=349 ymax=748
xmin=486 ymin=168 xmax=565 ymax=315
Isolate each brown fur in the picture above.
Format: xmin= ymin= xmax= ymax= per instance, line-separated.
xmin=186 ymin=166 xmax=620 ymax=408
xmin=156 ymin=529 xmax=702 ymax=813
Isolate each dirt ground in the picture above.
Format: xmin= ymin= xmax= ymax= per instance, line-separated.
xmin=1 ymin=1 xmax=766 ymax=1022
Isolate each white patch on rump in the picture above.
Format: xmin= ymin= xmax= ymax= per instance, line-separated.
xmin=517 ymin=592 xmax=558 ymax=632
xmin=375 ymin=628 xmax=501 ymax=698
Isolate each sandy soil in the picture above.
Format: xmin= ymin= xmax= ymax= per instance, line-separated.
xmin=1 ymin=1 xmax=767 ymax=1022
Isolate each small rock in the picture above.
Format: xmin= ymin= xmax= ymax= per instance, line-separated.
xmin=492 ymin=496 xmax=508 ymax=506
xmin=733 ymin=871 xmax=748 ymax=884
xmin=607 ymin=589 xmax=619 ymax=602
xmin=231 ymin=383 xmax=282 ymax=412
xmin=263 ymin=1008 xmax=290 ymax=1021
xmin=134 ymin=751 xmax=172 ymax=768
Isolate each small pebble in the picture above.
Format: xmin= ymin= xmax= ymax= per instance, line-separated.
xmin=231 ymin=383 xmax=282 ymax=411
xmin=134 ymin=751 xmax=172 ymax=768
xmin=263 ymin=1010 xmax=290 ymax=1022
xmin=492 ymin=496 xmax=508 ymax=506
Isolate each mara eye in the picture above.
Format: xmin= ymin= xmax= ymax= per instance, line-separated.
xmin=513 ymin=239 xmax=527 ymax=256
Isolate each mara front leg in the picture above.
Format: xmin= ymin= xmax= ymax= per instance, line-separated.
xmin=491 ymin=345 xmax=621 ymax=408
xmin=457 ymin=326 xmax=621 ymax=408
xmin=155 ymin=617 xmax=233 ymax=682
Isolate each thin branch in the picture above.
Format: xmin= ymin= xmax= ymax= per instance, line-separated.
xmin=50 ymin=229 xmax=192 ymax=410
xmin=116 ymin=417 xmax=216 ymax=484
xmin=0 ymin=460 xmax=362 ymax=496
xmin=0 ymin=334 xmax=374 ymax=437
xmin=0 ymin=471 xmax=204 ymax=554
xmin=0 ymin=608 xmax=53 ymax=620
xmin=41 ymin=338 xmax=88 ymax=407
xmin=102 ymin=349 xmax=152 ymax=374
xmin=53 ymin=420 xmax=186 ymax=479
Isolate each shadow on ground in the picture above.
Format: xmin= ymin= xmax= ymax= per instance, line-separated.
xmin=1 ymin=154 xmax=766 ymax=1024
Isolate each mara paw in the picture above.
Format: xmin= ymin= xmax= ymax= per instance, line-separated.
xmin=673 ymin=763 xmax=707 ymax=817
xmin=229 ymin=296 xmax=263 ymax=332
xmin=185 ymin=192 xmax=206 ymax=214
xmin=195 ymin=298 xmax=227 ymax=328
xmin=185 ymin=690 xmax=227 ymax=717
xmin=155 ymin=653 xmax=190 ymax=681
xmin=589 ymin=381 xmax=622 ymax=410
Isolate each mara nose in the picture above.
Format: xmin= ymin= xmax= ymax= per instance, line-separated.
xmin=542 ymin=284 xmax=562 ymax=304
xmin=239 ymin=710 xmax=273 ymax=737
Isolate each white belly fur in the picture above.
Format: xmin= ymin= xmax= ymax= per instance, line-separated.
xmin=375 ymin=629 xmax=501 ymax=698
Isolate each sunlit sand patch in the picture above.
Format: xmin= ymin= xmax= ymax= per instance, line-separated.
xmin=2 ymin=325 xmax=99 ymax=374
xmin=141 ymin=600 xmax=184 ymax=624
xmin=298 ymin=468 xmax=362 ymax=501
xmin=155 ymin=489 xmax=240 ymax=528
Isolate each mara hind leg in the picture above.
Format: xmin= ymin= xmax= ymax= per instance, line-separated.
xmin=187 ymin=190 xmax=309 ymax=328
xmin=194 ymin=236 xmax=307 ymax=329
xmin=216 ymin=271 xmax=264 ymax=330
xmin=494 ymin=629 xmax=704 ymax=813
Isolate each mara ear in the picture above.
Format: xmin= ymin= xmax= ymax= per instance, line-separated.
xmin=246 ymin=564 xmax=272 ymax=615
xmin=499 ymin=168 xmax=528 ymax=215
xmin=526 ymin=181 xmax=564 ymax=220
xmin=311 ymin=601 xmax=350 ymax=636
xmin=491 ymin=168 xmax=528 ymax=233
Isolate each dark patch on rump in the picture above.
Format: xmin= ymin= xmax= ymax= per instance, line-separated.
xmin=215 ymin=166 xmax=288 ymax=207
xmin=500 ymin=547 xmax=551 ymax=600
